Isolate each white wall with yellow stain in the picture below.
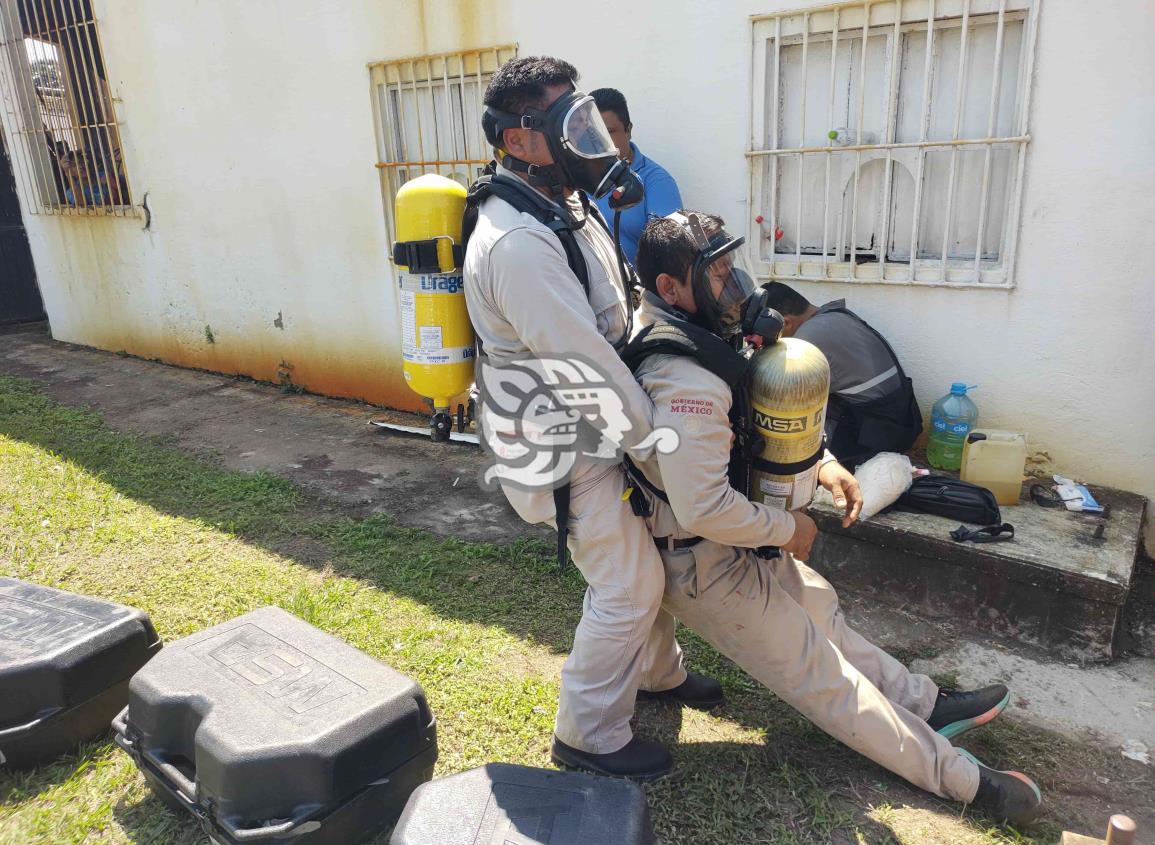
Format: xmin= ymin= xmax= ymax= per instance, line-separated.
xmin=19 ymin=0 xmax=459 ymax=409
xmin=14 ymin=0 xmax=1155 ymax=545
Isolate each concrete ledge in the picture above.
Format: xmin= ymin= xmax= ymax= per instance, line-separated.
xmin=810 ymin=483 xmax=1147 ymax=662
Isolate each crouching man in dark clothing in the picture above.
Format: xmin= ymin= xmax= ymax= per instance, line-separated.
xmin=761 ymin=282 xmax=923 ymax=469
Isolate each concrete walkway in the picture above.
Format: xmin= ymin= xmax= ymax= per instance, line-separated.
xmin=0 ymin=323 xmax=538 ymax=545
xmin=2 ymin=323 xmax=1152 ymax=759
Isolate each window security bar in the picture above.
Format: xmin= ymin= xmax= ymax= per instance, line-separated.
xmin=748 ymin=0 xmax=1040 ymax=288
xmin=369 ymin=45 xmax=517 ymax=248
xmin=0 ymin=0 xmax=132 ymax=215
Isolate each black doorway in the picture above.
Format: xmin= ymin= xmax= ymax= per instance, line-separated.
xmin=0 ymin=135 xmax=45 ymax=324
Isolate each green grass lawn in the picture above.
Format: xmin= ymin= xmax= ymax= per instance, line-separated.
xmin=0 ymin=375 xmax=1147 ymax=844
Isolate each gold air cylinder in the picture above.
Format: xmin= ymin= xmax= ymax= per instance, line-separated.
xmin=748 ymin=338 xmax=831 ymax=510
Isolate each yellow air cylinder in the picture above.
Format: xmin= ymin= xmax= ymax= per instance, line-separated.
xmin=748 ymin=338 xmax=831 ymax=511
xmin=393 ymin=174 xmax=475 ymax=414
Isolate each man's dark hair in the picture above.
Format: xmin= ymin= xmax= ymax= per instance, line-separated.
xmin=760 ymin=282 xmax=812 ymax=316
xmin=636 ymin=211 xmax=725 ymax=294
xmin=590 ymin=87 xmax=631 ymax=129
xmin=484 ymin=56 xmax=578 ymax=115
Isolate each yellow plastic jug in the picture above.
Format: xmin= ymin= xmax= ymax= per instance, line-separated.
xmin=960 ymin=430 xmax=1027 ymax=506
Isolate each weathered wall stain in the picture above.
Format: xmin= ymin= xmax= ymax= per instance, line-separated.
xmin=64 ymin=320 xmax=425 ymax=411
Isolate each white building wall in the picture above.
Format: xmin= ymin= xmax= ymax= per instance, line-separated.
xmin=12 ymin=0 xmax=495 ymax=410
xmin=10 ymin=0 xmax=1155 ymax=544
xmin=482 ymin=0 xmax=1155 ymax=547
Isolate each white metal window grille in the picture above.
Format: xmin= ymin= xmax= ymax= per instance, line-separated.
xmin=749 ymin=0 xmax=1040 ymax=288
xmin=0 ymin=0 xmax=132 ymax=216
xmin=369 ymin=45 xmax=517 ymax=247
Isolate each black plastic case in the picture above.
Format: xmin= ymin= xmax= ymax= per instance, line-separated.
xmin=113 ymin=606 xmax=437 ymax=845
xmin=0 ymin=577 xmax=161 ymax=768
xmin=390 ymin=763 xmax=656 ymax=845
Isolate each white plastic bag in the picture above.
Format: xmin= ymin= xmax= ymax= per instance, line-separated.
xmin=854 ymin=453 xmax=914 ymax=520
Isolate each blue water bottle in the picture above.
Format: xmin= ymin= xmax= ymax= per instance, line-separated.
xmin=927 ymin=383 xmax=979 ymax=471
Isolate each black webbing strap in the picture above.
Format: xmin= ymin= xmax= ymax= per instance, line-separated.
xmin=545 ymin=217 xmax=591 ymax=297
xmin=620 ymin=321 xmax=750 ymax=390
xmin=751 ymin=441 xmax=827 ymax=476
xmin=623 ymin=455 xmax=670 ymax=504
xmin=950 ymin=523 xmax=1015 ymax=543
xmin=553 ymin=484 xmax=572 ymax=572
xmin=392 ymin=238 xmax=464 ymax=274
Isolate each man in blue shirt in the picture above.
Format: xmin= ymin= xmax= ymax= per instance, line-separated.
xmin=591 ymin=88 xmax=683 ymax=265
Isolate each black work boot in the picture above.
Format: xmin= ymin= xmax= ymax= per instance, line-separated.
xmin=960 ymin=749 xmax=1042 ymax=826
xmin=928 ymin=683 xmax=1009 ymax=738
xmin=637 ymin=671 xmax=725 ymax=711
xmin=550 ymin=735 xmax=674 ymax=782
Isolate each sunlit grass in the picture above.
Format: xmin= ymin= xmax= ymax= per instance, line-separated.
xmin=0 ymin=375 xmax=1138 ymax=844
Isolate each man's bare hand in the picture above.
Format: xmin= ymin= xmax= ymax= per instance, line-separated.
xmin=781 ymin=510 xmax=818 ymax=560
xmin=818 ymin=460 xmax=863 ymax=528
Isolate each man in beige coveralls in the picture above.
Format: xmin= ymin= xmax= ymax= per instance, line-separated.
xmin=464 ymin=57 xmax=722 ymax=780
xmin=623 ymin=212 xmax=1042 ymax=825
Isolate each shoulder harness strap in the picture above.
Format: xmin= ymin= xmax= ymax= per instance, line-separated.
xmin=620 ymin=318 xmax=751 ymax=510
xmin=461 ymin=166 xmax=591 ymax=295
xmin=620 ymin=319 xmax=749 ymax=390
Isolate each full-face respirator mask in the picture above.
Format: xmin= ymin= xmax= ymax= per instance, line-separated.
xmin=483 ymin=89 xmax=644 ymax=210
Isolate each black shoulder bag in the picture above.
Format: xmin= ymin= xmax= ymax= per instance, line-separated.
xmin=893 ymin=475 xmax=1001 ymax=525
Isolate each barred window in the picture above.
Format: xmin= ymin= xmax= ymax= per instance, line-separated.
xmin=749 ymin=0 xmax=1040 ymax=288
xmin=369 ymin=45 xmax=517 ymax=246
xmin=0 ymin=0 xmax=132 ymax=216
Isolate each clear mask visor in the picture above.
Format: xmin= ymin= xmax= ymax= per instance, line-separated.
xmin=561 ymin=96 xmax=619 ymax=160
xmin=703 ymin=241 xmax=757 ymax=335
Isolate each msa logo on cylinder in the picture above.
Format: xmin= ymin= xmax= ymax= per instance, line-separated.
xmin=754 ymin=408 xmax=822 ymax=434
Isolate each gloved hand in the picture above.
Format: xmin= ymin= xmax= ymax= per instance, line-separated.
xmin=818 ymin=460 xmax=863 ymax=527
xmin=781 ymin=510 xmax=817 ymax=559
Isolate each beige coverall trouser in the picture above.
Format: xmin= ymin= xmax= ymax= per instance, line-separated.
xmin=463 ymin=173 xmax=685 ymax=754
xmin=631 ymin=299 xmax=980 ymax=802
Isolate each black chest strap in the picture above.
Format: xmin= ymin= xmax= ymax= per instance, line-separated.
xmin=620 ymin=316 xmax=752 ymax=503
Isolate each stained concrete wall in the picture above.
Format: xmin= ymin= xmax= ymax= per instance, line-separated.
xmin=7 ymin=0 xmax=495 ymax=411
xmin=8 ymin=0 xmax=1155 ymax=544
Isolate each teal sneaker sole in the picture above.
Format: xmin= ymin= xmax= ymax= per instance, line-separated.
xmin=936 ymin=689 xmax=1011 ymax=739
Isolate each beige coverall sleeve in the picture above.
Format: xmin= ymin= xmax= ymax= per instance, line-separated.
xmin=486 ymin=227 xmax=654 ymax=444
xmin=647 ymin=356 xmax=797 ymax=548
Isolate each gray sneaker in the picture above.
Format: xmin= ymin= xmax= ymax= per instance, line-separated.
xmin=928 ymin=683 xmax=1010 ymax=738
